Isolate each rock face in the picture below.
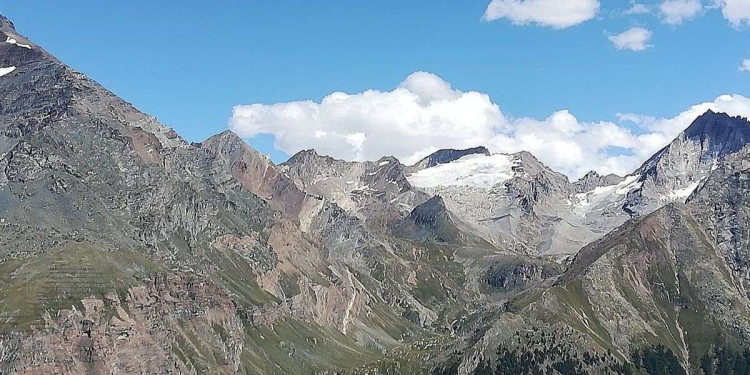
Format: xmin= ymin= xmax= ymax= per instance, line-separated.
xmin=391 ymin=195 xmax=487 ymax=246
xmin=688 ymin=143 xmax=750 ymax=293
xmin=624 ymin=111 xmax=750 ymax=217
xmin=573 ymin=171 xmax=625 ymax=193
xmin=280 ymin=149 xmax=428 ymax=231
xmin=0 ymin=15 xmax=467 ymax=374
xmin=456 ymin=204 xmax=750 ymax=374
xmin=200 ymin=130 xmax=307 ymax=218
xmin=4 ymin=12 xmax=750 ymax=375
xmin=393 ymin=196 xmax=457 ymax=243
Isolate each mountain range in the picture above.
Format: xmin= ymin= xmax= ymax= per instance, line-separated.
xmin=1 ymin=14 xmax=749 ymax=374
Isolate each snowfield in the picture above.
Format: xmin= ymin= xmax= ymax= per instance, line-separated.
xmin=407 ymin=154 xmax=518 ymax=189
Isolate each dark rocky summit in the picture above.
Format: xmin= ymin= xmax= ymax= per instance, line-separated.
xmin=409 ymin=146 xmax=491 ymax=171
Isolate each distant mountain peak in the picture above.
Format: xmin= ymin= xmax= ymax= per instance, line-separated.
xmin=202 ymin=129 xmax=268 ymax=159
xmin=393 ymin=195 xmax=456 ymax=243
xmin=683 ymin=110 xmax=750 ymax=145
xmin=638 ymin=111 xmax=750 ymax=176
xmin=205 ymin=129 xmax=243 ymax=145
xmin=411 ymin=146 xmax=490 ymax=171
xmin=580 ymin=170 xmax=602 ymax=179
xmin=0 ymin=14 xmax=15 ymax=30
xmin=574 ymin=170 xmax=624 ymax=193
xmin=286 ymin=148 xmax=323 ymax=162
xmin=417 ymin=195 xmax=447 ymax=212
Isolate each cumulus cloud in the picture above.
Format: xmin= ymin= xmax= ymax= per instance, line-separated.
xmin=608 ymin=27 xmax=654 ymax=51
xmin=482 ymin=0 xmax=600 ymax=29
xmin=229 ymin=72 xmax=750 ymax=179
xmin=715 ymin=0 xmax=750 ymax=27
xmin=624 ymin=2 xmax=652 ymax=14
xmin=741 ymin=57 xmax=750 ymax=71
xmin=660 ymin=0 xmax=703 ymax=24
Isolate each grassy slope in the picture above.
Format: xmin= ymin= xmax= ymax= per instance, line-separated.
xmin=0 ymin=241 xmax=163 ymax=333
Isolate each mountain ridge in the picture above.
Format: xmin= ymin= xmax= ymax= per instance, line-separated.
xmin=2 ymin=13 xmax=750 ymax=375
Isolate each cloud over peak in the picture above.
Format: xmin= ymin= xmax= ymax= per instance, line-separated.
xmin=230 ymin=72 xmax=750 ymax=179
xmin=482 ymin=0 xmax=600 ymax=29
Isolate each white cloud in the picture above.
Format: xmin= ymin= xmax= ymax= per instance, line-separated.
xmin=608 ymin=27 xmax=654 ymax=51
xmin=714 ymin=0 xmax=750 ymax=27
xmin=482 ymin=0 xmax=600 ymax=29
xmin=741 ymin=57 xmax=750 ymax=71
xmin=624 ymin=2 xmax=652 ymax=14
xmin=229 ymin=72 xmax=750 ymax=179
xmin=660 ymin=0 xmax=703 ymax=25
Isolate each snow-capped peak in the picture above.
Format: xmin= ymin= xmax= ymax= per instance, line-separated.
xmin=406 ymin=153 xmax=518 ymax=189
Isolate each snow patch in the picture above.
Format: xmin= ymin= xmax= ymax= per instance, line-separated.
xmin=0 ymin=66 xmax=16 ymax=77
xmin=669 ymin=181 xmax=701 ymax=200
xmin=573 ymin=174 xmax=642 ymax=216
xmin=407 ymin=154 xmax=515 ymax=189
xmin=5 ymin=37 xmax=31 ymax=49
xmin=378 ymin=160 xmax=390 ymax=166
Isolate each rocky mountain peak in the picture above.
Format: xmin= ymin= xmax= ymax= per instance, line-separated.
xmin=392 ymin=195 xmax=457 ymax=243
xmin=406 ymin=195 xmax=449 ymax=231
xmin=580 ymin=170 xmax=602 ymax=179
xmin=202 ymin=129 xmax=264 ymax=159
xmin=509 ymin=150 xmax=567 ymax=181
xmin=639 ymin=110 xmax=750 ymax=175
xmin=0 ymin=14 xmax=15 ymax=30
xmin=416 ymin=194 xmax=447 ymax=213
xmin=504 ymin=151 xmax=572 ymax=203
xmin=574 ymin=170 xmax=625 ymax=193
xmin=620 ymin=111 xmax=750 ymax=218
xmin=0 ymin=14 xmax=40 ymax=59
xmin=284 ymin=148 xmax=335 ymax=168
xmin=682 ymin=110 xmax=750 ymax=156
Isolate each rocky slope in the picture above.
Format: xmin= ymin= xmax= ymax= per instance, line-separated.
xmin=687 ymin=142 xmax=750 ymax=292
xmin=432 ymin=203 xmax=750 ymax=374
xmin=280 ymin=149 xmax=429 ymax=231
xmin=2 ymin=12 xmax=750 ymax=375
xmin=0 ymin=14 xmax=470 ymax=374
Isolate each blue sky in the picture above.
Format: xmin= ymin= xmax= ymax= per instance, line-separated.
xmin=2 ymin=1 xmax=749 ymax=177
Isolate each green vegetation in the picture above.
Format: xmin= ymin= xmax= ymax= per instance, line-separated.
xmin=205 ymin=246 xmax=279 ymax=306
xmin=630 ymin=344 xmax=685 ymax=375
xmin=549 ymin=281 xmax=617 ymax=355
xmin=0 ymin=241 xmax=163 ymax=333
xmin=462 ymin=344 xmax=630 ymax=375
xmin=699 ymin=346 xmax=750 ymax=375
xmin=239 ymin=317 xmax=382 ymax=375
